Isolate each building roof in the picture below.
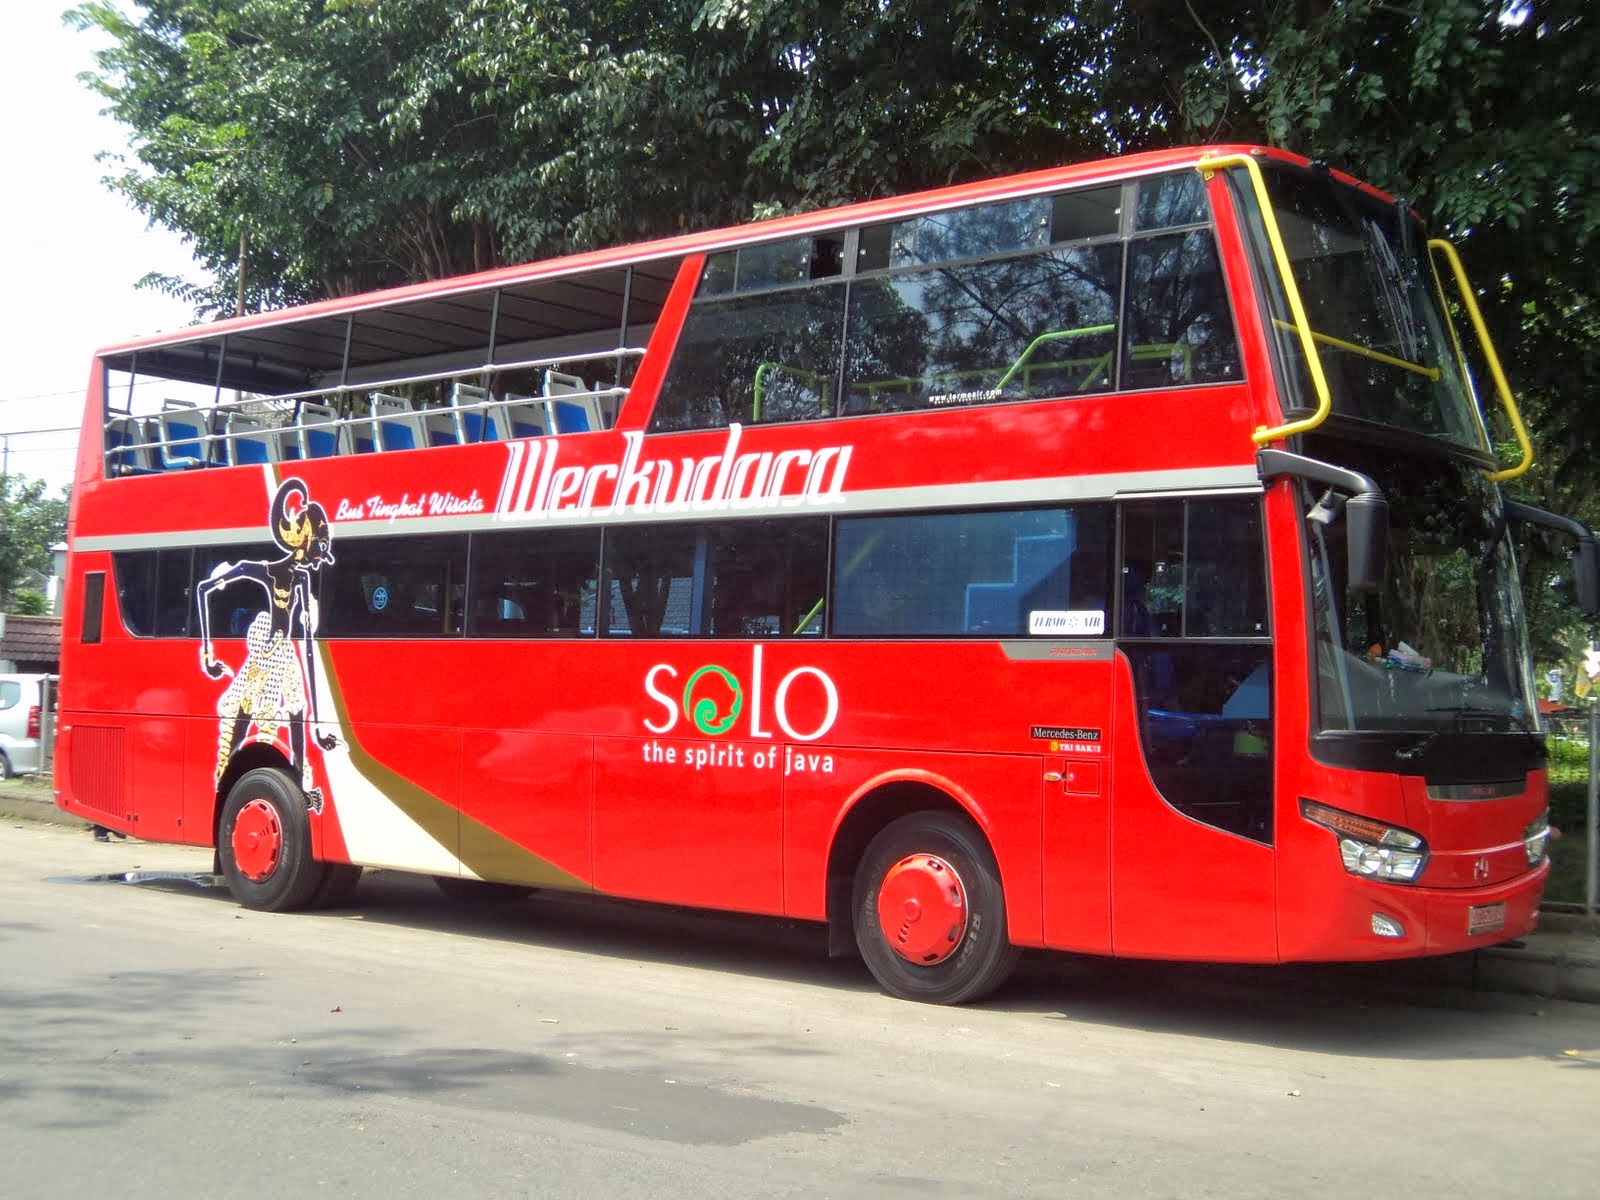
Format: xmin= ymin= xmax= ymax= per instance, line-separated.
xmin=0 ymin=614 xmax=61 ymax=669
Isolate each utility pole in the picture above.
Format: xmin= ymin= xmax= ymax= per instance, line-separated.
xmin=237 ymin=230 xmax=248 ymax=317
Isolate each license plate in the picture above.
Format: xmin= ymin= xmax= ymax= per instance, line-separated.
xmin=1468 ymin=902 xmax=1507 ymax=936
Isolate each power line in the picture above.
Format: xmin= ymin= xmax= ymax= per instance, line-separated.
xmin=0 ymin=378 xmax=190 ymax=405
xmin=0 ymin=389 xmax=84 ymax=405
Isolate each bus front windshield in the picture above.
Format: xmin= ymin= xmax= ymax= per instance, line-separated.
xmin=1304 ymin=438 xmax=1536 ymax=735
xmin=1254 ymin=166 xmax=1488 ymax=451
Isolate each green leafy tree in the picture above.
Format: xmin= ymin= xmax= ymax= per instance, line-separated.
xmin=70 ymin=0 xmax=773 ymax=312
xmin=0 ymin=476 xmax=69 ymax=612
xmin=73 ymin=2 xmax=1598 ymax=529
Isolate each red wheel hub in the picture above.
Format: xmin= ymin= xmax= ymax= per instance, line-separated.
xmin=877 ymin=853 xmax=968 ymax=965
xmin=232 ymin=798 xmax=283 ymax=883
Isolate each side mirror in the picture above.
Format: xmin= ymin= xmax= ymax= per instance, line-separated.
xmin=1504 ymin=501 xmax=1600 ymax=618
xmin=1257 ymin=449 xmax=1389 ymax=592
xmin=1343 ymin=492 xmax=1390 ymax=593
xmin=1573 ymin=534 xmax=1599 ymax=618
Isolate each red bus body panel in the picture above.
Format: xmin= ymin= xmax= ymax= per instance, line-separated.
xmin=54 ymin=144 xmax=1549 ymax=969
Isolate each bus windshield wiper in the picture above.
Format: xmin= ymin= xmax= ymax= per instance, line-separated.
xmin=1396 ymin=731 xmax=1438 ymax=762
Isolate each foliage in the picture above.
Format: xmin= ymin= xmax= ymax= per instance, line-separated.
xmin=0 ymin=476 xmax=69 ymax=612
xmin=71 ymin=3 xmax=1598 ymax=531
xmin=7 ymin=591 xmax=51 ymax=617
xmin=68 ymin=0 xmax=773 ymax=313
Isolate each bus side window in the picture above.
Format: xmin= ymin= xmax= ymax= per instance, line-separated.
xmin=112 ymin=551 xmax=158 ymax=637
xmin=706 ymin=518 xmax=828 ymax=638
xmin=81 ymin=572 xmax=106 ymax=645
xmin=196 ymin=543 xmax=275 ymax=640
xmin=604 ymin=525 xmax=698 ymax=635
xmin=1121 ymin=230 xmax=1241 ymax=391
xmin=319 ymin=534 xmax=468 ymax=638
xmin=834 ymin=506 xmax=1111 ymax=637
xmin=465 ymin=528 xmax=600 ymax=638
xmin=652 ymin=240 xmax=848 ymax=432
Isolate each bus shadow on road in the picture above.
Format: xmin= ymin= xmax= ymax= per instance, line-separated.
xmin=332 ymin=868 xmax=877 ymax=996
xmin=49 ymin=860 xmax=1577 ymax=1060
xmin=304 ymin=869 xmax=1579 ymax=1060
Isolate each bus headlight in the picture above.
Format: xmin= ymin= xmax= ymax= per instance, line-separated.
xmin=1524 ymin=811 xmax=1551 ymax=865
xmin=1301 ymin=800 xmax=1428 ymax=884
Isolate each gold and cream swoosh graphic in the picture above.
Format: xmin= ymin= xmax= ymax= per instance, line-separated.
xmin=316 ymin=642 xmax=591 ymax=891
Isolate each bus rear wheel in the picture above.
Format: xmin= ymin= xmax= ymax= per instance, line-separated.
xmin=852 ymin=812 xmax=1020 ymax=1005
xmin=218 ymin=767 xmax=326 ymax=912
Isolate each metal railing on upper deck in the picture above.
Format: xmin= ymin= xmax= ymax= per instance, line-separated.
xmin=103 ymin=346 xmax=645 ymax=476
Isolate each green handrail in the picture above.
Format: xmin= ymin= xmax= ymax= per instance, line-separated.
xmin=753 ymin=362 xmax=833 ymax=422
xmin=995 ymin=324 xmax=1116 ymax=390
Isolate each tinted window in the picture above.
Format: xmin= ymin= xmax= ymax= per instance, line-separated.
xmin=706 ymin=519 xmax=828 ymax=637
xmin=844 ymin=244 xmax=1123 ymax=413
xmin=1121 ymin=494 xmax=1272 ymax=844
xmin=320 ymin=534 xmax=468 ymax=637
xmin=833 ymin=507 xmax=1112 ymax=637
xmin=603 ymin=518 xmax=828 ymax=636
xmin=1053 ymin=186 xmax=1124 ymax=242
xmin=113 ymin=550 xmax=158 ymax=637
xmin=1136 ymin=172 xmax=1209 ymax=231
xmin=1121 ymin=497 xmax=1267 ymax=638
xmin=1124 ymin=643 xmax=1274 ymax=843
xmin=81 ymin=573 xmax=105 ymax=645
xmin=1122 ymin=231 xmax=1241 ymax=390
xmin=651 ymin=283 xmax=847 ymax=430
xmin=604 ymin=524 xmax=698 ymax=635
xmin=466 ymin=528 xmax=600 ymax=638
xmin=868 ymin=196 xmax=1054 ymax=270
xmin=154 ymin=549 xmax=195 ymax=637
xmin=195 ymin=544 xmax=278 ymax=640
xmin=701 ymin=236 xmax=845 ymax=298
xmin=114 ymin=546 xmax=273 ymax=638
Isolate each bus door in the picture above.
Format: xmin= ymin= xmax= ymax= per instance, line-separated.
xmin=1037 ymin=640 xmax=1118 ymax=955
xmin=1107 ymin=494 xmax=1278 ymax=960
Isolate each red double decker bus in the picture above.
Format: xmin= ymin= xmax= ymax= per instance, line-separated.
xmin=55 ymin=145 xmax=1595 ymax=1003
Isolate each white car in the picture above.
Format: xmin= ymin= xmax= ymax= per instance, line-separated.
xmin=0 ymin=673 xmax=52 ymax=780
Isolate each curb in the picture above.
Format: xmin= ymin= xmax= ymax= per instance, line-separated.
xmin=4 ymin=783 xmax=1596 ymax=1003
xmin=0 ymin=785 xmax=84 ymax=828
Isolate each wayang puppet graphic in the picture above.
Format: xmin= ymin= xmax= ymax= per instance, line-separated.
xmin=196 ymin=478 xmax=341 ymax=812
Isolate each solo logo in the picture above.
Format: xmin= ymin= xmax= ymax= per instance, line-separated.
xmin=644 ymin=645 xmax=839 ymax=742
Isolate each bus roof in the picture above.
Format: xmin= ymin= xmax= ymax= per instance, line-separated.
xmin=95 ymin=143 xmax=1349 ymax=363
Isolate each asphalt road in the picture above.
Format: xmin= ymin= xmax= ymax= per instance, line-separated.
xmin=1 ymin=819 xmax=1596 ymax=1198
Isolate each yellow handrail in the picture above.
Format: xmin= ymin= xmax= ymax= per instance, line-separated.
xmin=1269 ymin=318 xmax=1440 ymax=380
xmin=1427 ymin=238 xmax=1534 ymax=481
xmin=1196 ymin=152 xmax=1333 ymax=445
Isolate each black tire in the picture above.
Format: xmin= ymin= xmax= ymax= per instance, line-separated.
xmin=433 ymin=875 xmax=534 ymax=903
xmin=217 ymin=767 xmax=327 ymax=912
xmin=0 ymin=752 xmax=11 ymax=781
xmin=852 ymin=812 xmax=1021 ymax=1005
xmin=307 ymin=862 xmax=362 ymax=910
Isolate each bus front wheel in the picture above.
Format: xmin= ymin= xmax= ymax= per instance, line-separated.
xmin=851 ymin=812 xmax=1020 ymax=1005
xmin=218 ymin=767 xmax=327 ymax=912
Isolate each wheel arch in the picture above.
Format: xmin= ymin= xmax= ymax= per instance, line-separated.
xmin=823 ymin=771 xmax=997 ymax=957
xmin=211 ymin=742 xmax=296 ymax=850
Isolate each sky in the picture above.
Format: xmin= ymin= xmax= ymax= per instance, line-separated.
xmin=0 ymin=4 xmax=202 ymax=493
